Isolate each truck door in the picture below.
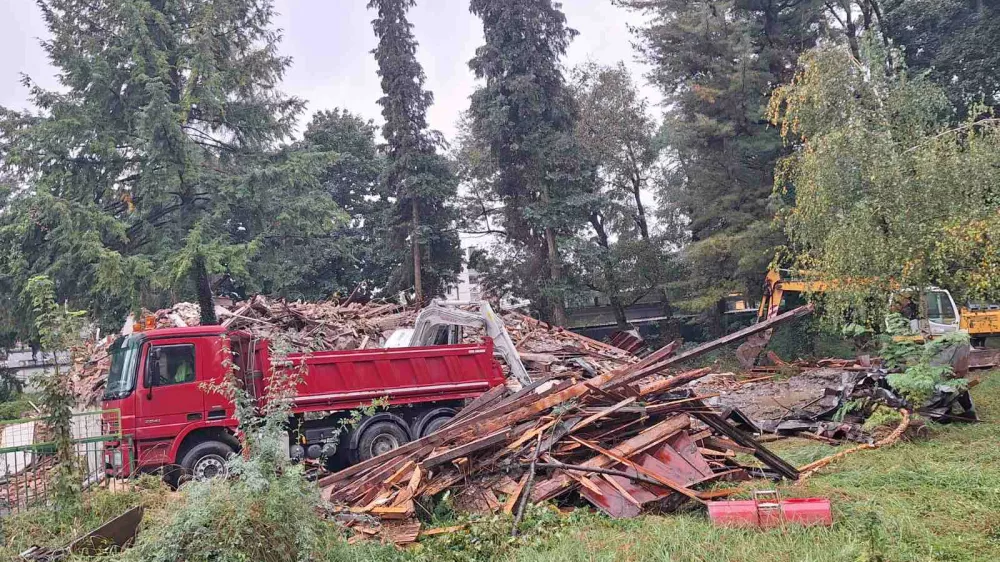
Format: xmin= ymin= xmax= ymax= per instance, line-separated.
xmin=924 ymin=290 xmax=961 ymax=336
xmin=136 ymin=338 xmax=206 ymax=444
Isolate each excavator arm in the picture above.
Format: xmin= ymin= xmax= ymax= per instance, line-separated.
xmin=406 ymin=300 xmax=532 ymax=386
xmin=737 ymin=270 xmax=828 ymax=368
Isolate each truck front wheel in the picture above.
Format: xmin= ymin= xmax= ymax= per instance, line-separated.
xmin=356 ymin=421 xmax=408 ymax=462
xmin=181 ymin=441 xmax=235 ymax=481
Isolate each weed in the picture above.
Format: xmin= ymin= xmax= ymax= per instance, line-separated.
xmin=861 ymin=405 xmax=904 ymax=433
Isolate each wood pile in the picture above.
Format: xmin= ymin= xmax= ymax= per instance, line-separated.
xmin=321 ymin=307 xmax=812 ymax=545
xmin=218 ymin=296 xmax=416 ymax=351
xmin=71 ymin=299 xmax=639 ymax=405
xmin=71 ymin=297 xmax=419 ymax=405
xmin=500 ymin=311 xmax=638 ymax=377
xmin=0 ymin=455 xmax=57 ymax=514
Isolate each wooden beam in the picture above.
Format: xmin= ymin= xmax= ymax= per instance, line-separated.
xmin=603 ymin=305 xmax=814 ymax=390
xmin=420 ymin=428 xmax=512 ymax=469
xmin=567 ymin=397 xmax=636 ymax=435
xmin=637 ymin=368 xmax=713 ymax=396
xmin=569 ymin=436 xmax=704 ymax=504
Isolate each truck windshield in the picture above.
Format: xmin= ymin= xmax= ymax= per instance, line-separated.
xmin=104 ymin=335 xmax=141 ymax=400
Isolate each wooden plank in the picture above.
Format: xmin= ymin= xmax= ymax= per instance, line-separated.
xmin=531 ymin=415 xmax=691 ymax=502
xmin=692 ymin=410 xmax=800 ymax=480
xmin=320 ymin=379 xmax=568 ymax=488
xmin=420 ymin=524 xmax=467 ymax=538
xmin=383 ymin=460 xmax=417 ymax=487
xmin=465 ymin=371 xmax=618 ymax=437
xmin=383 ymin=522 xmax=422 ymax=545
xmin=702 ymin=436 xmax=755 ymax=455
xmin=490 ymin=475 xmax=521 ymax=496
xmin=503 ymin=473 xmax=530 ymax=514
xmin=603 ymin=305 xmax=814 ymax=390
xmin=502 ymin=419 xmax=558 ymax=454
xmin=420 ymin=428 xmax=511 ymax=469
xmin=422 ymin=470 xmax=464 ymax=497
xmin=637 ymin=368 xmax=712 ymax=396
xmin=371 ymin=503 xmax=413 ymax=520
xmin=567 ymin=397 xmax=636 ymax=435
xmin=391 ymin=466 xmax=423 ymax=507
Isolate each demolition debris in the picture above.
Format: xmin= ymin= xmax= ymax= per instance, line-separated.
xmin=320 ymin=307 xmax=814 ymax=544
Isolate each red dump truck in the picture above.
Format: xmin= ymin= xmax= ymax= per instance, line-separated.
xmin=100 ymin=325 xmax=505 ymax=481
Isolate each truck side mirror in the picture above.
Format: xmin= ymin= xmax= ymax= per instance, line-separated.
xmin=145 ymin=348 xmax=162 ymax=399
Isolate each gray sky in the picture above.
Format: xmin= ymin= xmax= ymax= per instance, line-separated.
xmin=0 ymin=0 xmax=660 ymax=141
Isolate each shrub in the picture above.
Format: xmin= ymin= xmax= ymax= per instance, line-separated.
xmin=862 ymin=405 xmax=905 ymax=432
xmin=887 ymin=363 xmax=965 ymax=405
xmin=122 ymin=468 xmax=327 ymax=562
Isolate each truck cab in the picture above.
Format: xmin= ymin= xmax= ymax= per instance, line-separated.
xmin=103 ymin=326 xmax=241 ymax=481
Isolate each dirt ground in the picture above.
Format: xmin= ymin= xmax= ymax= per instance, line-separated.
xmin=691 ymin=368 xmax=850 ymax=423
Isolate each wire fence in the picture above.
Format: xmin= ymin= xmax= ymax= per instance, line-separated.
xmin=0 ymin=410 xmax=130 ymax=517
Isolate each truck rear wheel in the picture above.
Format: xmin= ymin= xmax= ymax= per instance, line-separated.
xmin=356 ymin=421 xmax=408 ymax=462
xmin=181 ymin=440 xmax=235 ymax=481
xmin=420 ymin=414 xmax=453 ymax=437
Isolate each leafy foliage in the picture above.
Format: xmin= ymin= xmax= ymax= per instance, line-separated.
xmin=410 ymin=505 xmax=588 ymax=562
xmin=24 ymin=275 xmax=86 ymax=515
xmin=861 ymin=405 xmax=905 ymax=432
xmin=0 ymin=0 xmax=343 ymax=335
xmin=0 ymin=367 xmax=24 ymax=403
xmin=275 ymin=109 xmax=388 ymax=300
xmin=122 ymin=466 xmax=326 ymax=562
xmin=887 ymin=363 xmax=958 ymax=405
xmin=769 ymin=38 xmax=1000 ymax=324
xmin=568 ymin=63 xmax=676 ymax=328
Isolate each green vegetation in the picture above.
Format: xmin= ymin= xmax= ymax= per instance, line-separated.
xmin=769 ymin=37 xmax=1000 ymax=326
xmin=2 ymin=374 xmax=996 ymax=561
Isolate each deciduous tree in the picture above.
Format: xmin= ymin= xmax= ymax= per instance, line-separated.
xmin=768 ymin=40 xmax=1000 ymax=325
xmin=570 ymin=63 xmax=676 ymax=329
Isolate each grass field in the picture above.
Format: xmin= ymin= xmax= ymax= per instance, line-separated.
xmin=2 ymin=374 xmax=998 ymax=562
xmin=403 ymin=373 xmax=1000 ymax=562
xmin=485 ymin=373 xmax=1000 ymax=562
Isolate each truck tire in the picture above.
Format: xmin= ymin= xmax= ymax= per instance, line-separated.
xmin=420 ymin=413 xmax=453 ymax=437
xmin=181 ymin=440 xmax=235 ymax=481
xmin=356 ymin=421 xmax=409 ymax=462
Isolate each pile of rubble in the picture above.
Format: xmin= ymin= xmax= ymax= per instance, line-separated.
xmin=70 ymin=298 xmax=646 ymax=405
xmin=696 ymin=360 xmax=978 ymax=445
xmin=321 ymin=308 xmax=814 ymax=545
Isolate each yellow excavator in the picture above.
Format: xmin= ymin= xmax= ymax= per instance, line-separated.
xmin=735 ymin=269 xmax=1000 ymax=367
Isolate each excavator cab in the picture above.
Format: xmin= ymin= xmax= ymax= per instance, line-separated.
xmin=889 ymin=289 xmax=961 ymax=337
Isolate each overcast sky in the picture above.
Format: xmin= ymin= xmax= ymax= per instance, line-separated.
xmin=0 ymin=0 xmax=660 ymax=142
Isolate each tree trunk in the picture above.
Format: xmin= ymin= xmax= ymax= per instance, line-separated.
xmin=844 ymin=3 xmax=861 ymax=60
xmin=544 ymin=227 xmax=569 ymax=326
xmin=589 ymin=212 xmax=628 ymax=330
xmin=194 ymin=252 xmax=218 ymax=326
xmin=609 ymin=293 xmax=630 ymax=330
xmin=631 ymin=175 xmax=650 ymax=240
xmin=411 ymin=199 xmax=424 ymax=305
